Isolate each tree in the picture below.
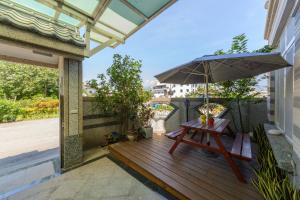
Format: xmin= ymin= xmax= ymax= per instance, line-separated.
xmin=88 ymin=54 xmax=151 ymax=134
xmin=0 ymin=61 xmax=58 ymax=100
xmin=186 ymin=84 xmax=219 ymax=98
xmin=214 ymin=34 xmax=272 ymax=132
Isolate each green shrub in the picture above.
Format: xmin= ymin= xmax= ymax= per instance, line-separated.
xmin=0 ymin=99 xmax=21 ymax=122
xmin=19 ymin=98 xmax=59 ymax=119
xmin=0 ymin=98 xmax=58 ymax=123
xmin=252 ymin=124 xmax=300 ymax=200
xmin=154 ymin=104 xmax=174 ymax=111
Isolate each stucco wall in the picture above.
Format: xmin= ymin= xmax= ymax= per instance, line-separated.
xmin=82 ymin=97 xmax=120 ymax=150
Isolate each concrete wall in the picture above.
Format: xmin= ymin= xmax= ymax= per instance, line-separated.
xmin=163 ymin=98 xmax=268 ymax=134
xmin=82 ymin=97 xmax=267 ymax=148
xmin=82 ymin=97 xmax=120 ymax=150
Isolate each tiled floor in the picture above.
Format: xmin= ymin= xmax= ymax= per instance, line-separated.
xmin=7 ymin=157 xmax=166 ymax=200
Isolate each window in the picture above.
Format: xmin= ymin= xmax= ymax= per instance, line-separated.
xmin=186 ymin=89 xmax=189 ymax=92
xmin=180 ymin=89 xmax=183 ymax=93
xmin=273 ymin=24 xmax=295 ymax=140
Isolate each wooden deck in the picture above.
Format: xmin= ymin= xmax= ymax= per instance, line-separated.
xmin=109 ymin=133 xmax=262 ymax=200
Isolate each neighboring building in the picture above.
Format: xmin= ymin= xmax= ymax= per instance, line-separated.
xmin=152 ymin=82 xmax=200 ymax=98
xmin=264 ymin=0 xmax=300 ymax=186
xmin=82 ymin=84 xmax=96 ymax=97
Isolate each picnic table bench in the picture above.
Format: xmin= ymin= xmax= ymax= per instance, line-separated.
xmin=165 ymin=118 xmax=252 ymax=183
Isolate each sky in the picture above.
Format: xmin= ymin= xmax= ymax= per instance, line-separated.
xmin=83 ymin=0 xmax=268 ymax=88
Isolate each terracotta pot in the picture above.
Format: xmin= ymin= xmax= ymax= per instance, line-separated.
xmin=208 ymin=118 xmax=214 ymax=126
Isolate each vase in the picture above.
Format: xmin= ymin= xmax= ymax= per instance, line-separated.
xmin=208 ymin=118 xmax=214 ymax=126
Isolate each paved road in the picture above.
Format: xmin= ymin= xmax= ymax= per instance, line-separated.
xmin=0 ymin=119 xmax=60 ymax=197
xmin=0 ymin=118 xmax=59 ymax=159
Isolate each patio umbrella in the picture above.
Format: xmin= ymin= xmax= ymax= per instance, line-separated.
xmin=155 ymin=52 xmax=290 ymax=142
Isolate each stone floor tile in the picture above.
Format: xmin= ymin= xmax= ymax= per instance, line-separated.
xmin=8 ymin=157 xmax=165 ymax=200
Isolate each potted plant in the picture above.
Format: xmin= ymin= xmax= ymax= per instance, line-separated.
xmin=126 ymin=130 xmax=137 ymax=141
xmin=105 ymin=131 xmax=127 ymax=145
xmin=138 ymin=105 xmax=154 ymax=138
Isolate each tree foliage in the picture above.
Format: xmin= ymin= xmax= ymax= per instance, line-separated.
xmin=0 ymin=61 xmax=58 ymax=100
xmin=186 ymin=84 xmax=219 ymax=98
xmin=213 ymin=34 xmax=272 ymax=132
xmin=88 ymin=54 xmax=151 ymax=134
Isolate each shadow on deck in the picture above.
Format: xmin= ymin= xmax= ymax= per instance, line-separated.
xmin=109 ymin=133 xmax=262 ymax=200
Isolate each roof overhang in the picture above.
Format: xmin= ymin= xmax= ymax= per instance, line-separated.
xmin=0 ymin=0 xmax=177 ymax=57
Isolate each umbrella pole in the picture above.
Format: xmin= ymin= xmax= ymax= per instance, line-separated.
xmin=205 ymin=64 xmax=210 ymax=145
xmin=205 ymin=74 xmax=210 ymax=144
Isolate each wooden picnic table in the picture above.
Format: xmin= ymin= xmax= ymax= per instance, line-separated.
xmin=166 ymin=118 xmax=252 ymax=183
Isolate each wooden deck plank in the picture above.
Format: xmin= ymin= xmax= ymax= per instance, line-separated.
xmin=109 ymin=144 xmax=202 ymax=200
xmin=124 ymin=141 xmax=255 ymax=200
xmin=121 ymin=142 xmax=237 ymax=200
xmin=140 ymin=139 xmax=253 ymax=183
xmin=109 ymin=144 xmax=189 ymax=200
xmin=151 ymin=135 xmax=254 ymax=174
xmin=115 ymin=144 xmax=216 ymax=200
xmin=109 ymin=134 xmax=262 ymax=200
xmin=143 ymin=137 xmax=261 ymax=198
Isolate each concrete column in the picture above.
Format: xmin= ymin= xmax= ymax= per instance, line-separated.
xmin=59 ymin=56 xmax=83 ymax=170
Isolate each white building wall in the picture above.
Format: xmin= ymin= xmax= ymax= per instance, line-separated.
xmin=169 ymin=84 xmax=198 ymax=97
xmin=152 ymin=82 xmax=200 ymax=98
